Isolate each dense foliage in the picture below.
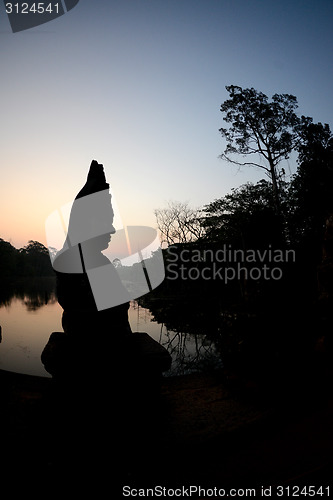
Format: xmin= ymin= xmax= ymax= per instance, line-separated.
xmin=149 ymin=87 xmax=333 ymax=382
xmin=0 ymin=239 xmax=54 ymax=278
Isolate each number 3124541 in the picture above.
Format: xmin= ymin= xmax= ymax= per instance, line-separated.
xmin=5 ymin=3 xmax=60 ymax=14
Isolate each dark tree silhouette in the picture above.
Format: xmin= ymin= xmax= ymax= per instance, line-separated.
xmin=0 ymin=238 xmax=18 ymax=278
xmin=288 ymin=118 xmax=333 ymax=250
xmin=219 ymin=85 xmax=300 ymax=214
xmin=154 ymin=201 xmax=204 ymax=246
xmin=0 ymin=239 xmax=54 ymax=278
xmin=19 ymin=240 xmax=54 ymax=276
xmin=201 ymin=179 xmax=288 ymax=248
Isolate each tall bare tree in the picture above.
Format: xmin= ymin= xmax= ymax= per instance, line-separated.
xmin=154 ymin=201 xmax=204 ymax=246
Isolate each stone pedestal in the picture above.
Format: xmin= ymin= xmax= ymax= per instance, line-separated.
xmin=41 ymin=330 xmax=172 ymax=398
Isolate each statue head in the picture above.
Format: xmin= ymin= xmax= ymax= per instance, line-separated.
xmin=66 ymin=160 xmax=116 ymax=249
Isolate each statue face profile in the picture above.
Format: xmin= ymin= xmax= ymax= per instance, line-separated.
xmin=93 ymin=232 xmax=114 ymax=251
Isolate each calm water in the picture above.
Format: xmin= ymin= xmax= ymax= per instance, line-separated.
xmin=0 ymin=284 xmax=221 ymax=377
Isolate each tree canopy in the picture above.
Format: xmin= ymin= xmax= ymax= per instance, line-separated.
xmin=219 ymin=85 xmax=300 ymax=212
xmin=201 ymin=180 xmax=286 ymax=247
xmin=0 ymin=239 xmax=54 ymax=278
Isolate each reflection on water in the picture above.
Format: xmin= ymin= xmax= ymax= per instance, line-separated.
xmin=131 ymin=301 xmax=222 ymax=376
xmin=0 ymin=278 xmax=222 ymax=377
xmin=0 ymin=277 xmax=58 ymax=311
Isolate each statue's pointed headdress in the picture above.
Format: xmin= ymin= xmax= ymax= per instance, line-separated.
xmin=66 ymin=160 xmax=115 ymax=248
xmin=75 ymin=160 xmax=109 ymax=200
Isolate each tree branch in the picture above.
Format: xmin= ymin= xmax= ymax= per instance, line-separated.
xmin=219 ymin=154 xmax=270 ymax=172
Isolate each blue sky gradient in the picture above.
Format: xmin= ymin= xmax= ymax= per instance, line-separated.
xmin=1 ymin=0 xmax=332 ymax=247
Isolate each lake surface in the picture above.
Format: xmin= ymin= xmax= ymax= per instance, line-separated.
xmin=0 ymin=281 xmax=222 ymax=377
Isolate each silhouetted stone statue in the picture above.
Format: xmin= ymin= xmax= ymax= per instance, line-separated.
xmin=41 ymin=160 xmax=171 ymax=399
xmin=55 ymin=160 xmax=132 ymax=340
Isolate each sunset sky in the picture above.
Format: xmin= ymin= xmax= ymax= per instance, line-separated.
xmin=1 ymin=0 xmax=333 ymax=250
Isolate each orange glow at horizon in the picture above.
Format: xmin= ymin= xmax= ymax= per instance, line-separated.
xmin=1 ymin=163 xmax=158 ymax=251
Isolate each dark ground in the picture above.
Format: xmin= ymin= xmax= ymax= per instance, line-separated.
xmin=0 ymin=365 xmax=332 ymax=497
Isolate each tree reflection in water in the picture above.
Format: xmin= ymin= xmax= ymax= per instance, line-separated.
xmin=0 ymin=280 xmax=223 ymax=376
xmin=0 ymin=277 xmax=57 ymax=311
xmin=161 ymin=329 xmax=222 ymax=375
xmin=137 ymin=297 xmax=223 ymax=376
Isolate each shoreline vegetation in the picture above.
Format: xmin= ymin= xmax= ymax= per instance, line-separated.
xmin=0 ymin=239 xmax=54 ymax=279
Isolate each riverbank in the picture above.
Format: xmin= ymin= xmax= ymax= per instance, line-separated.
xmin=0 ymin=367 xmax=331 ymax=495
